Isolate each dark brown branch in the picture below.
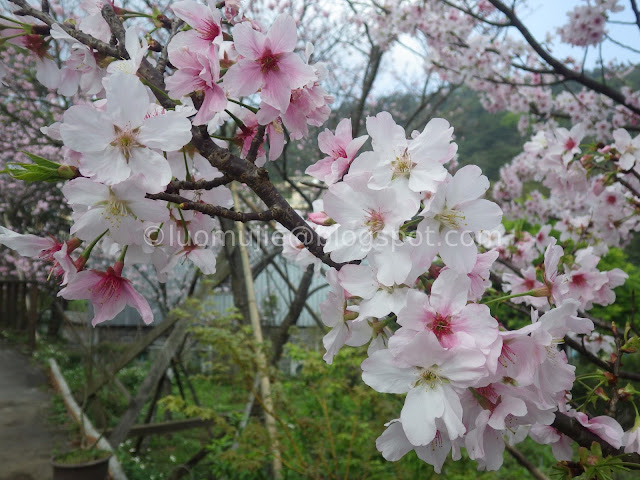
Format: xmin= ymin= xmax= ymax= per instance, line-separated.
xmin=147 ymin=192 xmax=275 ymax=222
xmin=247 ymin=124 xmax=266 ymax=164
xmin=101 ymin=4 xmax=127 ymax=57
xmin=182 ymin=202 xmax=275 ymax=222
xmin=564 ymin=335 xmax=640 ymax=382
xmin=9 ymin=0 xmax=121 ymax=58
xmin=617 ymin=176 xmax=640 ymax=199
xmin=553 ymin=412 xmax=640 ymax=463
xmin=165 ymin=176 xmax=232 ymax=193
xmin=187 ymin=125 xmax=342 ymax=268
xmin=504 ymin=443 xmax=550 ymax=480
xmin=631 ymin=0 xmax=640 ymax=31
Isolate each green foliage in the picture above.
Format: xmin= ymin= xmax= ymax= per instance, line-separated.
xmin=53 ymin=447 xmax=111 ymax=465
xmin=1 ymin=151 xmax=75 ymax=182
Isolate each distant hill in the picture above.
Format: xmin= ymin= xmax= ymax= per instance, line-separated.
xmin=271 ymin=86 xmax=525 ymax=181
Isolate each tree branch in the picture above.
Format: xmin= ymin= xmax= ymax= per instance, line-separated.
xmin=553 ymin=412 xmax=640 ymax=464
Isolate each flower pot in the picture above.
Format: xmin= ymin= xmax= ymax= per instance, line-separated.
xmin=52 ymin=452 xmax=111 ymax=480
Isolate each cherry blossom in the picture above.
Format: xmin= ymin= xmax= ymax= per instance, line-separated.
xmin=417 ymin=165 xmax=503 ymax=273
xmin=362 ymin=330 xmax=486 ymax=446
xmin=305 ymin=118 xmax=368 ymax=185
xmin=59 ymin=260 xmax=154 ymax=326
xmin=59 ymin=74 xmax=192 ymax=193
xmin=223 ymin=14 xmax=316 ymax=113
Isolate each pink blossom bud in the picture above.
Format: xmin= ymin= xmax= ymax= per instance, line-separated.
xmin=308 ymin=212 xmax=335 ymax=226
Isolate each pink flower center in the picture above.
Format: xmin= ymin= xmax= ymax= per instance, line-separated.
xmin=564 ymin=138 xmax=577 ymax=151
xmin=500 ymin=342 xmax=517 ymax=367
xmin=332 ymin=146 xmax=347 ymax=159
xmin=430 ymin=313 xmax=453 ymax=341
xmin=24 ymin=34 xmax=48 ymax=58
xmin=198 ymin=19 xmax=220 ymax=42
xmin=39 ymin=241 xmax=63 ymax=263
xmin=259 ymin=49 xmax=281 ymax=73
xmin=90 ymin=268 xmax=125 ymax=303
xmin=571 ymin=272 xmax=587 ymax=287
xmin=432 ymin=430 xmax=443 ymax=448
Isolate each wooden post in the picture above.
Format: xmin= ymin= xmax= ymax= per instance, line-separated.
xmin=108 ymin=317 xmax=190 ymax=447
xmin=232 ymin=185 xmax=283 ymax=480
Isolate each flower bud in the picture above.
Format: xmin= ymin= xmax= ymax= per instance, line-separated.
xmin=343 ymin=310 xmax=359 ymax=322
xmin=57 ymin=164 xmax=79 ymax=179
xmin=529 ymin=285 xmax=551 ymax=297
xmin=308 ymin=212 xmax=335 ymax=226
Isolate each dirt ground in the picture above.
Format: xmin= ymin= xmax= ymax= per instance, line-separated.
xmin=0 ymin=340 xmax=68 ymax=480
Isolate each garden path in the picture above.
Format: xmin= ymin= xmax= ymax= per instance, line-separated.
xmin=0 ymin=340 xmax=66 ymax=480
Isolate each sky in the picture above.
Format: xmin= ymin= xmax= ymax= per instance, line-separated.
xmin=376 ymin=0 xmax=640 ymax=95
xmin=524 ymin=0 xmax=640 ymax=67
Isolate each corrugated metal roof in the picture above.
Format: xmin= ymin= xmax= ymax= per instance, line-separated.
xmin=91 ymin=254 xmax=327 ymax=328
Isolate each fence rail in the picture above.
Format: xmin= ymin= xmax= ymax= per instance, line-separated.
xmin=0 ymin=279 xmax=40 ymax=349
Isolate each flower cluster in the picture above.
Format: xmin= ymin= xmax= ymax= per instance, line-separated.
xmin=558 ymin=0 xmax=623 ymax=47
xmin=287 ymin=111 xmax=637 ymax=471
xmin=0 ymin=6 xmax=330 ymax=326
xmin=2 ymin=0 xmax=640 ymax=474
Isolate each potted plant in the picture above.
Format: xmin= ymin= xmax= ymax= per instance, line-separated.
xmin=52 ymin=445 xmax=111 ymax=480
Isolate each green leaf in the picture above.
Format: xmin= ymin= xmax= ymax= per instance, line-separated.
xmin=20 ymin=151 xmax=61 ymax=169
xmin=3 ymin=163 xmax=61 ymax=182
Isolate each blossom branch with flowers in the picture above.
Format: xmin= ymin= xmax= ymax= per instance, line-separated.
xmin=2 ymin=0 xmax=640 ymax=477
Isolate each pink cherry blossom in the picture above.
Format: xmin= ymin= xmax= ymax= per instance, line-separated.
xmin=418 ymin=165 xmax=503 ymax=273
xmin=566 ymin=410 xmax=624 ymax=449
xmin=58 ymin=261 xmax=154 ymax=326
xmin=613 ymin=128 xmax=640 ymax=170
xmin=323 ymin=173 xmax=416 ymax=263
xmin=166 ymin=34 xmax=227 ymax=125
xmin=171 ymin=0 xmax=223 ymax=54
xmin=349 ymin=112 xmax=456 ymax=208
xmin=395 ymin=269 xmax=500 ymax=356
xmin=306 ymin=118 xmax=368 ymax=185
xmin=63 ymin=176 xmax=169 ymax=245
xmin=223 ymin=14 xmax=316 ymax=112
xmin=362 ymin=330 xmax=486 ymax=445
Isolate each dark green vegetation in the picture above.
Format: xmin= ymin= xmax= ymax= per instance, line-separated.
xmin=53 ymin=447 xmax=111 ymax=465
xmin=274 ymin=86 xmax=525 ymax=182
